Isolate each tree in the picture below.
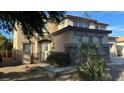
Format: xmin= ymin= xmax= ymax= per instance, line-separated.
xmin=76 ymin=42 xmax=111 ymax=81
xmin=0 ymin=34 xmax=13 ymax=59
xmin=0 ymin=11 xmax=65 ymax=39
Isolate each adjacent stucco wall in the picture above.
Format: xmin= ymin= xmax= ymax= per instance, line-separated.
xmin=13 ymin=23 xmax=39 ymax=63
xmin=57 ymin=19 xmax=73 ymax=30
xmin=109 ymin=42 xmax=124 ymax=57
xmin=116 ymin=42 xmax=124 ymax=56
xmin=109 ymin=36 xmax=124 ymax=57
xmin=52 ymin=31 xmax=75 ymax=52
xmin=110 ymin=43 xmax=117 ymax=57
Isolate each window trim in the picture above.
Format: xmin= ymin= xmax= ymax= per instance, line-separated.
xmin=23 ymin=43 xmax=32 ymax=54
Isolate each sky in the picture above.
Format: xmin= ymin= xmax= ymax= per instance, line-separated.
xmin=1 ymin=11 xmax=124 ymax=39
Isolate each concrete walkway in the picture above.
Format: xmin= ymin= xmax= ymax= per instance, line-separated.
xmin=38 ymin=63 xmax=77 ymax=80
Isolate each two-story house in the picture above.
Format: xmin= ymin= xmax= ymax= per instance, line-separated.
xmin=13 ymin=15 xmax=112 ymax=64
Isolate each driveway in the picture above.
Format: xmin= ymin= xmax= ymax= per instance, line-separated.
xmin=108 ymin=56 xmax=124 ymax=65
xmin=107 ymin=56 xmax=124 ymax=80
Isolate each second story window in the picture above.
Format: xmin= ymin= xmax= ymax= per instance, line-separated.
xmin=82 ymin=22 xmax=88 ymax=28
xmin=78 ymin=22 xmax=82 ymax=27
xmin=101 ymin=25 xmax=107 ymax=30
xmin=98 ymin=25 xmax=107 ymax=30
xmin=73 ymin=21 xmax=88 ymax=28
xmin=98 ymin=25 xmax=102 ymax=30
xmin=73 ymin=21 xmax=79 ymax=27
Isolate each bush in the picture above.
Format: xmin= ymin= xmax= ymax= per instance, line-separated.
xmin=46 ymin=52 xmax=71 ymax=67
xmin=76 ymin=42 xmax=111 ymax=81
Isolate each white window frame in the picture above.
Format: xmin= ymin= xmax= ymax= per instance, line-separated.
xmin=23 ymin=43 xmax=31 ymax=54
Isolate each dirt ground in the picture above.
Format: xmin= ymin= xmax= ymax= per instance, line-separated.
xmin=0 ymin=64 xmax=49 ymax=81
xmin=1 ymin=57 xmax=124 ymax=81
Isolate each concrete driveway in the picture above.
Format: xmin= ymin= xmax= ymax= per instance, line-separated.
xmin=107 ymin=56 xmax=124 ymax=80
xmin=108 ymin=56 xmax=124 ymax=65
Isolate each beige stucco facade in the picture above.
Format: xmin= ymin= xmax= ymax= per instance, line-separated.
xmin=13 ymin=15 xmax=111 ymax=64
xmin=13 ymin=22 xmax=45 ymax=64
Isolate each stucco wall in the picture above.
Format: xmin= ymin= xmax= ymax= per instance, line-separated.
xmin=57 ymin=19 xmax=73 ymax=30
xmin=52 ymin=31 xmax=75 ymax=52
xmin=13 ymin=23 xmax=39 ymax=63
xmin=110 ymin=42 xmax=124 ymax=57
xmin=52 ymin=30 xmax=108 ymax=53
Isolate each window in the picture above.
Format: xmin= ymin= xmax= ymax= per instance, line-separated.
xmin=101 ymin=25 xmax=107 ymax=30
xmin=98 ymin=37 xmax=102 ymax=46
xmin=23 ymin=43 xmax=31 ymax=54
xmin=83 ymin=22 xmax=88 ymax=28
xmin=98 ymin=25 xmax=102 ymax=30
xmin=73 ymin=21 xmax=79 ymax=27
xmin=74 ymin=21 xmax=88 ymax=28
xmin=98 ymin=25 xmax=107 ymax=30
xmin=88 ymin=36 xmax=93 ymax=44
xmin=42 ymin=43 xmax=49 ymax=51
xmin=78 ymin=22 xmax=82 ymax=27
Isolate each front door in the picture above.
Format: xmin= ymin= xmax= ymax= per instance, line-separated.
xmin=41 ymin=42 xmax=49 ymax=61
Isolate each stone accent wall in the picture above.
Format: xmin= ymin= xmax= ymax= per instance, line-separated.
xmin=99 ymin=45 xmax=110 ymax=62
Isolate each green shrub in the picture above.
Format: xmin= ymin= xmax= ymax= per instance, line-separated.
xmin=46 ymin=52 xmax=71 ymax=67
xmin=77 ymin=42 xmax=111 ymax=81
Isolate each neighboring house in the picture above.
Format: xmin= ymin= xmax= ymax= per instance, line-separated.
xmin=13 ymin=15 xmax=112 ymax=64
xmin=109 ymin=36 xmax=124 ymax=57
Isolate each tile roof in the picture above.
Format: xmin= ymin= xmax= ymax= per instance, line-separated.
xmin=52 ymin=26 xmax=112 ymax=35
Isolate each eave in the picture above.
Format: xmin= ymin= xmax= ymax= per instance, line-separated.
xmin=52 ymin=26 xmax=112 ymax=35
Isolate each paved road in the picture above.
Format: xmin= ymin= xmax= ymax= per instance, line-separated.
xmin=107 ymin=57 xmax=124 ymax=80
